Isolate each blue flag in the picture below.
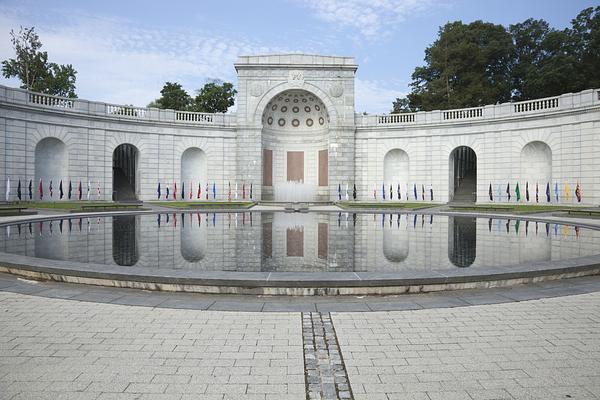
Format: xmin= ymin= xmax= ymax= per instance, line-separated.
xmin=554 ymin=182 xmax=559 ymax=202
xmin=382 ymin=183 xmax=385 ymax=200
xmin=157 ymin=182 xmax=161 ymax=199
xmin=413 ymin=183 xmax=417 ymax=200
xmin=338 ymin=183 xmax=341 ymax=200
xmin=181 ymin=182 xmax=185 ymax=200
xmin=212 ymin=182 xmax=216 ymax=199
xmin=546 ymin=182 xmax=550 ymax=203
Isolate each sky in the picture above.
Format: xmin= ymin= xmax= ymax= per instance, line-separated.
xmin=0 ymin=0 xmax=596 ymax=113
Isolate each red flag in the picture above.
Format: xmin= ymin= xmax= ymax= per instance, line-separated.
xmin=576 ymin=182 xmax=582 ymax=202
xmin=39 ymin=178 xmax=43 ymax=200
xmin=242 ymin=183 xmax=246 ymax=199
xmin=189 ymin=181 xmax=192 ymax=199
xmin=197 ymin=183 xmax=201 ymax=199
xmin=205 ymin=183 xmax=209 ymax=200
xmin=173 ymin=182 xmax=177 ymax=200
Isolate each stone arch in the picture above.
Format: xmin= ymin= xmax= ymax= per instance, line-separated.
xmin=35 ymin=137 xmax=68 ymax=197
xmin=520 ymin=141 xmax=552 ymax=189
xmin=181 ymin=147 xmax=207 ymax=192
xmin=449 ymin=146 xmax=477 ymax=202
xmin=383 ymin=149 xmax=409 ymax=191
xmin=253 ymin=82 xmax=339 ymax=127
xmin=112 ymin=143 xmax=139 ymax=201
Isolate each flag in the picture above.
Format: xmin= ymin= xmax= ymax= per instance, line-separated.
xmin=97 ymin=181 xmax=101 ymax=199
xmin=59 ymin=180 xmax=64 ymax=199
xmin=206 ymin=183 xmax=209 ymax=200
xmin=413 ymin=183 xmax=417 ymax=200
xmin=373 ymin=184 xmax=376 ymax=200
xmin=28 ymin=179 xmax=32 ymax=200
xmin=250 ymin=183 xmax=253 ymax=200
xmin=87 ymin=181 xmax=91 ymax=200
xmin=78 ymin=181 xmax=82 ymax=200
xmin=5 ymin=177 xmax=9 ymax=201
xmin=68 ymin=180 xmax=72 ymax=199
xmin=575 ymin=182 xmax=581 ymax=202
xmin=506 ymin=182 xmax=511 ymax=201
xmin=535 ymin=183 xmax=539 ymax=203
xmin=39 ymin=178 xmax=43 ymax=200
xmin=346 ymin=183 xmax=349 ymax=201
xmin=546 ymin=182 xmax=550 ymax=203
xmin=554 ymin=182 xmax=559 ymax=202
xmin=49 ymin=180 xmax=53 ymax=198
xmin=181 ymin=181 xmax=185 ymax=200
xmin=488 ymin=183 xmax=493 ymax=201
xmin=525 ymin=182 xmax=529 ymax=202
xmin=337 ymin=183 xmax=340 ymax=200
xmin=389 ymin=184 xmax=393 ymax=200
xmin=430 ymin=185 xmax=434 ymax=201
xmin=197 ymin=182 xmax=201 ymax=199
xmin=405 ymin=183 xmax=409 ymax=201
xmin=173 ymin=182 xmax=177 ymax=200
xmin=565 ymin=182 xmax=570 ymax=202
xmin=515 ymin=182 xmax=521 ymax=202
xmin=421 ymin=184 xmax=425 ymax=201
xmin=382 ymin=183 xmax=385 ymax=200
xmin=397 ymin=183 xmax=401 ymax=200
xmin=243 ymin=183 xmax=246 ymax=199
xmin=189 ymin=181 xmax=192 ymax=200
xmin=353 ymin=184 xmax=357 ymax=200
xmin=228 ymin=182 xmax=231 ymax=201
xmin=212 ymin=182 xmax=216 ymax=199
xmin=166 ymin=186 xmax=170 ymax=199
xmin=157 ymin=182 xmax=161 ymax=199
xmin=17 ymin=179 xmax=21 ymax=201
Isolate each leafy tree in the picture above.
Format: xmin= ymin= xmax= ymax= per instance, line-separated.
xmin=391 ymin=97 xmax=413 ymax=113
xmin=148 ymin=82 xmax=191 ymax=110
xmin=567 ymin=6 xmax=600 ymax=92
xmin=190 ymin=81 xmax=236 ymax=113
xmin=1 ymin=26 xmax=77 ymax=97
xmin=407 ymin=21 xmax=514 ymax=111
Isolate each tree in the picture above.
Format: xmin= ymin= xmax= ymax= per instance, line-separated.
xmin=407 ymin=21 xmax=514 ymax=111
xmin=1 ymin=26 xmax=77 ymax=97
xmin=190 ymin=81 xmax=236 ymax=113
xmin=391 ymin=97 xmax=413 ymax=113
xmin=567 ymin=6 xmax=600 ymax=92
xmin=148 ymin=82 xmax=191 ymax=110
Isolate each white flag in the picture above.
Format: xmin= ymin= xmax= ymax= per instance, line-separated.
xmin=5 ymin=177 xmax=10 ymax=201
xmin=235 ymin=182 xmax=238 ymax=199
xmin=345 ymin=183 xmax=349 ymax=201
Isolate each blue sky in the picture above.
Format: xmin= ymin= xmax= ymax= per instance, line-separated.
xmin=0 ymin=0 xmax=596 ymax=113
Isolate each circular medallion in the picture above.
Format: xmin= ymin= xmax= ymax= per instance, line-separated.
xmin=281 ymin=106 xmax=288 ymax=112
xmin=292 ymin=106 xmax=299 ymax=113
xmin=278 ymin=118 xmax=286 ymax=127
xmin=319 ymin=117 xmax=324 ymax=125
xmin=292 ymin=119 xmax=300 ymax=127
xmin=271 ymin=104 xmax=277 ymax=111
xmin=306 ymin=118 xmax=313 ymax=127
xmin=267 ymin=116 xmax=273 ymax=125
xmin=329 ymin=83 xmax=344 ymax=98
xmin=315 ymin=105 xmax=321 ymax=111
xmin=304 ymin=106 xmax=311 ymax=113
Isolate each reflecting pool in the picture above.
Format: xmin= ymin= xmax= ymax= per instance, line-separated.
xmin=0 ymin=212 xmax=598 ymax=273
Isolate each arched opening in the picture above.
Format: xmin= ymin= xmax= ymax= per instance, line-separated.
xmin=384 ymin=149 xmax=409 ymax=198
xmin=180 ymin=217 xmax=206 ymax=262
xmin=112 ymin=144 xmax=139 ymax=201
xmin=449 ymin=146 xmax=477 ymax=202
xmin=520 ymin=141 xmax=552 ymax=195
xmin=261 ymin=89 xmax=329 ymax=202
xmin=112 ymin=215 xmax=139 ymax=266
xmin=448 ymin=216 xmax=476 ymax=267
xmin=181 ymin=148 xmax=207 ymax=195
xmin=35 ymin=137 xmax=68 ymax=198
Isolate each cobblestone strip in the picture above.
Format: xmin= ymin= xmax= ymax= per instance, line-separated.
xmin=303 ymin=312 xmax=354 ymax=400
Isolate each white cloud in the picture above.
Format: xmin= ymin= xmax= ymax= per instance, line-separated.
xmin=295 ymin=0 xmax=433 ymax=40
xmin=0 ymin=7 xmax=285 ymax=106
xmin=355 ymin=78 xmax=406 ymax=114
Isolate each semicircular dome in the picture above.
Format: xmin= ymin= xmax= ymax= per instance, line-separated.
xmin=261 ymin=90 xmax=329 ymax=132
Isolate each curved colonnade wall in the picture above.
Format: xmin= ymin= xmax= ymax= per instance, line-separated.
xmin=1 ymin=54 xmax=599 ymax=205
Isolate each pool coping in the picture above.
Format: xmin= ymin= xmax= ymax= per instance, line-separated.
xmin=1 ymin=210 xmax=599 ymax=296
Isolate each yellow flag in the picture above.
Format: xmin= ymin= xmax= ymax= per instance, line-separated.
xmin=565 ymin=182 xmax=570 ymax=201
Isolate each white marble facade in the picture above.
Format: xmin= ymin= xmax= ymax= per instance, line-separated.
xmin=1 ymin=54 xmax=599 ymax=205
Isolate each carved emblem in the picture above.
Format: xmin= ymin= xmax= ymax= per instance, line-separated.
xmin=250 ymin=82 xmax=264 ymax=97
xmin=329 ymin=83 xmax=344 ymax=98
xmin=288 ymin=70 xmax=304 ymax=86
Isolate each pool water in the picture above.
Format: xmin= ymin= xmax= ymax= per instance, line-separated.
xmin=0 ymin=212 xmax=598 ymax=273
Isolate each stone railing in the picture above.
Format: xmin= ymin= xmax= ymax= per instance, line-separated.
xmin=358 ymin=88 xmax=600 ymax=128
xmin=0 ymin=85 xmax=236 ymax=127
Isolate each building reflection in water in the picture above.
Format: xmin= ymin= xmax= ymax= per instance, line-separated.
xmin=383 ymin=214 xmax=409 ymax=262
xmin=112 ymin=215 xmax=139 ymax=266
xmin=181 ymin=214 xmax=206 ymax=262
xmin=448 ymin=216 xmax=476 ymax=267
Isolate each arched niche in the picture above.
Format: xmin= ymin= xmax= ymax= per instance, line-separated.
xmin=113 ymin=144 xmax=139 ymax=201
xmin=383 ymin=149 xmax=409 ymax=189
xmin=449 ymin=146 xmax=477 ymax=202
xmin=520 ymin=141 xmax=552 ymax=187
xmin=181 ymin=147 xmax=207 ymax=190
xmin=112 ymin=215 xmax=139 ymax=266
xmin=35 ymin=137 xmax=68 ymax=193
xmin=383 ymin=224 xmax=409 ymax=262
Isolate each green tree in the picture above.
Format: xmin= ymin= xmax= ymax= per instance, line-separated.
xmin=148 ymin=82 xmax=191 ymax=110
xmin=190 ymin=81 xmax=236 ymax=113
xmin=1 ymin=26 xmax=77 ymax=97
xmin=407 ymin=21 xmax=514 ymax=111
xmin=567 ymin=6 xmax=600 ymax=92
xmin=391 ymin=97 xmax=413 ymax=113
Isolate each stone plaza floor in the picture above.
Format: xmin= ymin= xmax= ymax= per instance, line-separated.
xmin=0 ymin=274 xmax=599 ymax=400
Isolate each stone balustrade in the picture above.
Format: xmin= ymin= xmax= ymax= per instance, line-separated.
xmin=0 ymin=85 xmax=236 ymax=127
xmin=359 ymin=88 xmax=600 ymax=127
